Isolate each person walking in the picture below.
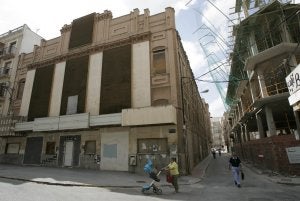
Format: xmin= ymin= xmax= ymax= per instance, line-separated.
xmin=228 ymin=152 xmax=242 ymax=188
xmin=211 ymin=148 xmax=216 ymax=159
xmin=166 ymin=157 xmax=179 ymax=193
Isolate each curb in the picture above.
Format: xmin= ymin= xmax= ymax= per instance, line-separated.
xmin=0 ymin=175 xmax=197 ymax=188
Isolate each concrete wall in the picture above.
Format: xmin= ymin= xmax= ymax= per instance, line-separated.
xmin=19 ymin=26 xmax=43 ymax=54
xmin=100 ymin=128 xmax=129 ymax=171
xmin=49 ymin=62 xmax=65 ymax=116
xmin=19 ymin=69 xmax=35 ymax=116
xmin=122 ymin=105 xmax=177 ymax=126
xmin=86 ymin=52 xmax=102 ymax=115
xmin=132 ymin=41 xmax=151 ymax=107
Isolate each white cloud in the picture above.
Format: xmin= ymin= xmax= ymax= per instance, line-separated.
xmin=0 ymin=0 xmax=194 ymax=39
xmin=208 ymin=96 xmax=226 ymax=117
xmin=181 ymin=40 xmax=207 ymax=75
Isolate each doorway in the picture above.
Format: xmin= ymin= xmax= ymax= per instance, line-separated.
xmin=64 ymin=141 xmax=74 ymax=166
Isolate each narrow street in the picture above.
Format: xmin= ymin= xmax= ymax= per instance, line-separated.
xmin=0 ymin=155 xmax=299 ymax=201
xmin=192 ymin=154 xmax=300 ymax=201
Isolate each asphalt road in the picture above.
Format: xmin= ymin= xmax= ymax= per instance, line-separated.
xmin=0 ymin=155 xmax=299 ymax=201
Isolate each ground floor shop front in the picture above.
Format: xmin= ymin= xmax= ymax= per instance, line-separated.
xmin=0 ymin=125 xmax=180 ymax=173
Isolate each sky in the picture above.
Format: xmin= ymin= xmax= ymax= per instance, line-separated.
xmin=2 ymin=0 xmax=297 ymax=117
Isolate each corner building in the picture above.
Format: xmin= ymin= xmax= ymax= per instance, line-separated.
xmin=2 ymin=8 xmax=211 ymax=173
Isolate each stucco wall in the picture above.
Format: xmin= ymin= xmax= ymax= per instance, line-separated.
xmin=100 ymin=129 xmax=129 ymax=171
xmin=86 ymin=52 xmax=102 ymax=115
xmin=132 ymin=41 xmax=151 ymax=107
xmin=19 ymin=69 xmax=35 ymax=116
xmin=49 ymin=62 xmax=66 ymax=116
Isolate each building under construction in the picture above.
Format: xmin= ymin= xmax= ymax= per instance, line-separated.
xmin=223 ymin=0 xmax=300 ymax=175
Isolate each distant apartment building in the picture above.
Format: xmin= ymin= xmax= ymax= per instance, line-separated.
xmin=0 ymin=24 xmax=43 ymax=116
xmin=211 ymin=117 xmax=225 ymax=150
xmin=223 ymin=1 xmax=300 ymax=175
xmin=0 ymin=8 xmax=211 ymax=173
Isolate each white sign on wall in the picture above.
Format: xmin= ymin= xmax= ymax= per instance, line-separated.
xmin=286 ymin=64 xmax=300 ymax=95
xmin=286 ymin=146 xmax=300 ymax=164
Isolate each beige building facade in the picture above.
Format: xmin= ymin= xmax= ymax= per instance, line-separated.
xmin=0 ymin=8 xmax=211 ymax=174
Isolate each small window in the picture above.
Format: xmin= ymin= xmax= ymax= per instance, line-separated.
xmin=6 ymin=143 xmax=20 ymax=154
xmin=85 ymin=141 xmax=96 ymax=155
xmin=3 ymin=61 xmax=11 ymax=75
xmin=0 ymin=82 xmax=7 ymax=97
xmin=9 ymin=41 xmax=17 ymax=53
xmin=46 ymin=142 xmax=56 ymax=155
xmin=17 ymin=79 xmax=25 ymax=99
xmin=153 ymin=49 xmax=166 ymax=74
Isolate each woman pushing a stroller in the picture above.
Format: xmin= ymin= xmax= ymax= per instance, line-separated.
xmin=142 ymin=157 xmax=179 ymax=195
xmin=142 ymin=158 xmax=162 ymax=194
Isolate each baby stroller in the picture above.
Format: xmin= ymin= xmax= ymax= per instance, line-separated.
xmin=142 ymin=159 xmax=162 ymax=195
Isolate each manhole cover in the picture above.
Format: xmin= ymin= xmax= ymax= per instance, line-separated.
xmin=136 ymin=181 xmax=146 ymax=183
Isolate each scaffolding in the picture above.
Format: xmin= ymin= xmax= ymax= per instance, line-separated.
xmin=226 ymin=0 xmax=300 ymax=107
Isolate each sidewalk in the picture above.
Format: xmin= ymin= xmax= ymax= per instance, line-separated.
xmin=0 ymin=156 xmax=211 ymax=188
xmin=2 ymin=154 xmax=298 ymax=187
xmin=242 ymin=161 xmax=300 ymax=186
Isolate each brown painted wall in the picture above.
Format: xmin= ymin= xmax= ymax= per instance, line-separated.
xmin=28 ymin=65 xmax=54 ymax=121
xmin=100 ymin=45 xmax=131 ymax=114
xmin=60 ymin=56 xmax=89 ymax=115
xmin=235 ymin=135 xmax=300 ymax=175
xmin=69 ymin=13 xmax=95 ymax=49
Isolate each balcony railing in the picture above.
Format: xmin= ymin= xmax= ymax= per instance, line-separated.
xmin=0 ymin=46 xmax=16 ymax=59
xmin=0 ymin=115 xmax=26 ymax=136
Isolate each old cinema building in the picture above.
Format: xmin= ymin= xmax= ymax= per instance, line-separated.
xmin=1 ymin=8 xmax=211 ymax=173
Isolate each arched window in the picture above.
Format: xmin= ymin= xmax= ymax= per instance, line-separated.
xmin=17 ymin=79 xmax=25 ymax=99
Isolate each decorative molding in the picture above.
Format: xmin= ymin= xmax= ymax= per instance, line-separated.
xmin=27 ymin=32 xmax=151 ymax=70
xmin=60 ymin=24 xmax=72 ymax=34
xmin=95 ymin=10 xmax=113 ymax=21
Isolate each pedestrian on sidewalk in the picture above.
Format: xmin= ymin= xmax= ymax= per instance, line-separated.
xmin=211 ymin=148 xmax=216 ymax=159
xmin=228 ymin=152 xmax=242 ymax=188
xmin=165 ymin=157 xmax=179 ymax=193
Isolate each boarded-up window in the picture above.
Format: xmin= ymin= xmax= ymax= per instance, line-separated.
xmin=138 ymin=138 xmax=168 ymax=154
xmin=66 ymin=95 xmax=78 ymax=115
xmin=6 ymin=143 xmax=20 ymax=154
xmin=46 ymin=142 xmax=55 ymax=155
xmin=103 ymin=144 xmax=117 ymax=158
xmin=69 ymin=13 xmax=95 ymax=49
xmin=153 ymin=49 xmax=166 ymax=74
xmin=85 ymin=141 xmax=96 ymax=154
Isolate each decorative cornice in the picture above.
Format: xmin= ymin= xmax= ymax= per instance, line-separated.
xmin=27 ymin=32 xmax=151 ymax=70
xmin=95 ymin=10 xmax=113 ymax=21
xmin=60 ymin=24 xmax=72 ymax=34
